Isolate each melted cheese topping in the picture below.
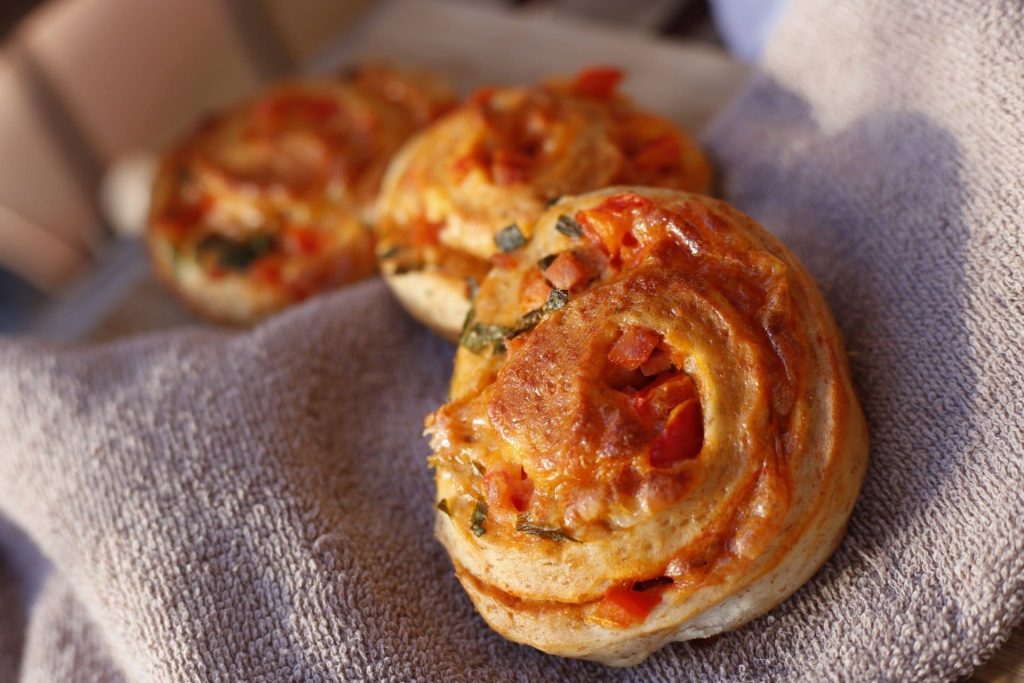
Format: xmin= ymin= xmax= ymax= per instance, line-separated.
xmin=427 ymin=188 xmax=865 ymax=650
xmin=147 ymin=64 xmax=455 ymax=323
xmin=375 ymin=69 xmax=711 ymax=292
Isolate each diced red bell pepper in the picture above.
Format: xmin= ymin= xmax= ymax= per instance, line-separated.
xmin=484 ymin=466 xmax=533 ymax=515
xmin=410 ymin=219 xmax=443 ymax=248
xmin=593 ymin=583 xmax=664 ymax=627
xmin=158 ymin=195 xmax=213 ymax=238
xmin=575 ymin=210 xmax=630 ymax=256
xmin=649 ymin=398 xmax=703 ymax=467
xmin=571 ymin=67 xmax=624 ymax=100
xmin=296 ymin=97 xmax=340 ymax=122
xmin=608 ymin=327 xmax=661 ymax=371
xmin=491 ymin=148 xmax=532 ymax=185
xmin=575 ymin=193 xmax=654 ymax=257
xmin=249 ymin=257 xmax=282 ymax=285
xmin=639 ymin=349 xmax=673 ymax=377
xmin=283 ymin=224 xmax=323 ymax=255
xmin=631 ymin=373 xmax=697 ymax=424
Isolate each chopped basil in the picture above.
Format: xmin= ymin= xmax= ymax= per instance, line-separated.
xmin=436 ymin=499 xmax=451 ymax=517
xmin=507 ymin=289 xmax=569 ymax=340
xmin=495 ymin=224 xmax=526 ymax=252
xmin=470 ymin=501 xmax=488 ymax=537
xmin=460 ymin=320 xmax=511 ymax=353
xmin=459 ymin=306 xmax=505 ymax=353
xmin=378 ymin=244 xmax=403 ymax=260
xmin=515 ymin=515 xmax=578 ymax=542
xmin=544 ymin=288 xmax=569 ymax=312
xmin=537 ymin=254 xmax=557 ymax=270
xmin=249 ymin=233 xmax=274 ymax=254
xmin=196 ymin=233 xmax=276 ymax=271
xmin=507 ymin=308 xmax=544 ymax=339
xmin=460 ymin=289 xmax=569 ymax=351
xmin=555 ymin=214 xmax=583 ymax=238
xmin=633 ymin=576 xmax=673 ymax=592
xmin=460 ymin=305 xmax=475 ymax=336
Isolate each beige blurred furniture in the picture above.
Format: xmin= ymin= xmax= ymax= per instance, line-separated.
xmin=0 ymin=0 xmax=376 ymax=296
xmin=0 ymin=50 xmax=96 ymax=290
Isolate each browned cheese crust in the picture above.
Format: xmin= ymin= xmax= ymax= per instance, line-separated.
xmin=375 ymin=69 xmax=712 ymax=340
xmin=147 ymin=64 xmax=455 ymax=324
xmin=426 ymin=187 xmax=868 ymax=666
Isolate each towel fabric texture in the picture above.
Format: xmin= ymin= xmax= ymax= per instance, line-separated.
xmin=1 ymin=0 xmax=1022 ymax=680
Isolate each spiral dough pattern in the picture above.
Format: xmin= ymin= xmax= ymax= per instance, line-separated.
xmin=427 ymin=187 xmax=868 ymax=666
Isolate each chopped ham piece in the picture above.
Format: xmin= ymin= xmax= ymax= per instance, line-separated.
xmin=608 ymin=327 xmax=661 ymax=371
xmin=639 ymin=349 xmax=673 ymax=376
xmin=543 ymin=251 xmax=589 ymax=290
xmin=520 ymin=267 xmax=553 ymax=307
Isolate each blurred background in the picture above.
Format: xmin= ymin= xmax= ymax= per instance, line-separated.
xmin=0 ymin=0 xmax=786 ymax=334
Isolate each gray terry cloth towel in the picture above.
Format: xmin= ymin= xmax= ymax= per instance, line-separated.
xmin=1 ymin=0 xmax=1023 ymax=680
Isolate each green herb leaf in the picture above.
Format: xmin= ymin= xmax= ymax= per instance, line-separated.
xmin=459 ymin=305 xmax=505 ymax=353
xmin=537 ymin=254 xmax=557 ymax=270
xmin=507 ymin=308 xmax=543 ymax=340
xmin=195 ymin=235 xmax=224 ymax=255
xmin=506 ymin=288 xmax=569 ymax=340
xmin=460 ymin=289 xmax=569 ymax=351
xmin=555 ymin=214 xmax=583 ymax=238
xmin=196 ymin=233 xmax=276 ymax=271
xmin=249 ymin=233 xmax=274 ymax=255
xmin=378 ymin=244 xmax=403 ymax=260
xmin=515 ymin=514 xmax=578 ymax=542
xmin=632 ymin=576 xmax=673 ymax=592
xmin=436 ymin=499 xmax=451 ymax=517
xmin=460 ymin=305 xmax=475 ymax=336
xmin=470 ymin=501 xmax=488 ymax=537
xmin=460 ymin=321 xmax=511 ymax=353
xmin=544 ymin=288 xmax=569 ymax=312
xmin=495 ymin=224 xmax=526 ymax=252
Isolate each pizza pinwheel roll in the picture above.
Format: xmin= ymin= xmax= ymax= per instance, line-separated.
xmin=427 ymin=188 xmax=868 ymax=666
xmin=375 ymin=68 xmax=711 ymax=340
xmin=148 ymin=65 xmax=455 ymax=324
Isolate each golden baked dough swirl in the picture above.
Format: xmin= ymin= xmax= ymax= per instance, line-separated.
xmin=147 ymin=65 xmax=454 ymax=324
xmin=375 ymin=68 xmax=711 ymax=340
xmin=426 ymin=187 xmax=868 ymax=666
